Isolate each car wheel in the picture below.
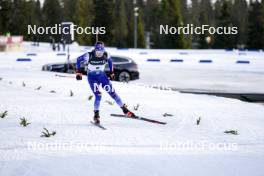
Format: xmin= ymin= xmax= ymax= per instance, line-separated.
xmin=118 ymin=71 xmax=131 ymax=82
xmin=47 ymin=65 xmax=52 ymax=71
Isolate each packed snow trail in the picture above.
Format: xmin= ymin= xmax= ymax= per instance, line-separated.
xmin=1 ymin=45 xmax=264 ymax=175
xmin=1 ymin=71 xmax=264 ymax=175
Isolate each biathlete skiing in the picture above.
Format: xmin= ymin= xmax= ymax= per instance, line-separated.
xmin=75 ymin=41 xmax=135 ymax=125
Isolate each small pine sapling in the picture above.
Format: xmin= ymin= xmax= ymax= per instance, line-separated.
xmin=196 ymin=117 xmax=201 ymax=125
xmin=20 ymin=117 xmax=31 ymax=127
xmin=224 ymin=130 xmax=238 ymax=135
xmin=105 ymin=100 xmax=114 ymax=105
xmin=133 ymin=104 xmax=140 ymax=111
xmin=0 ymin=111 xmax=8 ymax=118
xmin=41 ymin=128 xmax=56 ymax=137
xmin=163 ymin=113 xmax=173 ymax=117
xmin=88 ymin=95 xmax=93 ymax=101
xmin=70 ymin=90 xmax=74 ymax=97
xmin=35 ymin=86 xmax=42 ymax=90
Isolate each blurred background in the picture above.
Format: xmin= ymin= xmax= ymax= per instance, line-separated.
xmin=0 ymin=0 xmax=263 ymax=49
xmin=0 ymin=0 xmax=264 ymax=102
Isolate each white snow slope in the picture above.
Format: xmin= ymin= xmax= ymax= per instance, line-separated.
xmin=0 ymin=43 xmax=264 ymax=176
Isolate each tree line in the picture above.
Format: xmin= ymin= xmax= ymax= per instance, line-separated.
xmin=0 ymin=0 xmax=263 ymax=49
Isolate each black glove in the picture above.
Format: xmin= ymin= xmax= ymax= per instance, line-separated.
xmin=109 ymin=72 xmax=115 ymax=81
xmin=76 ymin=71 xmax=82 ymax=80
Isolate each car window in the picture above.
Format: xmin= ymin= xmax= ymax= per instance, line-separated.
xmin=111 ymin=57 xmax=129 ymax=63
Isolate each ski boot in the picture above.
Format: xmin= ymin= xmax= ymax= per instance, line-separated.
xmin=121 ymin=104 xmax=135 ymax=118
xmin=93 ymin=110 xmax=100 ymax=124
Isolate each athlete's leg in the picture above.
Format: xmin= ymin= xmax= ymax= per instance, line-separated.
xmin=88 ymin=73 xmax=102 ymax=111
xmin=100 ymin=73 xmax=124 ymax=107
xmin=97 ymin=72 xmax=135 ymax=117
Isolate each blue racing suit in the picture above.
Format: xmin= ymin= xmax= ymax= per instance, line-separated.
xmin=76 ymin=50 xmax=124 ymax=110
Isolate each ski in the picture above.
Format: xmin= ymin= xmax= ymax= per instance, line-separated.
xmin=90 ymin=121 xmax=107 ymax=130
xmin=55 ymin=74 xmax=75 ymax=78
xmin=110 ymin=114 xmax=167 ymax=125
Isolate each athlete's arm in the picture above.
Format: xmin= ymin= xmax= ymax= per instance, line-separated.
xmin=107 ymin=53 xmax=113 ymax=73
xmin=76 ymin=52 xmax=89 ymax=71
xmin=106 ymin=52 xmax=115 ymax=80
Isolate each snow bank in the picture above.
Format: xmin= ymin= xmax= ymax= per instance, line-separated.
xmin=1 ymin=43 xmax=264 ymax=176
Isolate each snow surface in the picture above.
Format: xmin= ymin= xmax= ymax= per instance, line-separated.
xmin=112 ymin=47 xmax=264 ymax=93
xmin=22 ymin=42 xmax=264 ymax=93
xmin=0 ymin=42 xmax=264 ymax=176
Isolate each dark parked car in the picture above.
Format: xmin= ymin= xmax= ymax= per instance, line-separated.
xmin=42 ymin=55 xmax=139 ymax=82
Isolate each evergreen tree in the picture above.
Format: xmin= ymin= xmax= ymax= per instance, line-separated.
xmin=214 ymin=0 xmax=222 ymax=18
xmin=198 ymin=10 xmax=211 ymax=49
xmin=180 ymin=0 xmax=192 ymax=48
xmin=213 ymin=0 xmax=235 ymax=49
xmin=62 ymin=0 xmax=77 ymax=22
xmin=189 ymin=0 xmax=201 ymax=47
xmin=0 ymin=0 xmax=12 ymax=34
xmin=190 ymin=0 xmax=200 ymax=26
xmin=74 ymin=0 xmax=94 ymax=45
xmin=33 ymin=0 xmax=42 ymax=42
xmin=7 ymin=0 xmax=26 ymax=35
xmin=158 ymin=0 xmax=185 ymax=49
xmin=25 ymin=0 xmax=42 ymax=41
xmin=113 ymin=0 xmax=128 ymax=48
xmin=180 ymin=0 xmax=189 ymax=24
xmin=93 ymin=0 xmax=115 ymax=45
xmin=124 ymin=0 xmax=133 ymax=47
xmin=200 ymin=0 xmax=214 ymax=26
xmin=6 ymin=0 xmax=36 ymax=38
xmin=231 ymin=0 xmax=248 ymax=48
xmin=34 ymin=0 xmax=42 ymax=26
xmin=1 ymin=0 xmax=42 ymax=40
xmin=197 ymin=0 xmax=214 ymax=48
xmin=141 ymin=0 xmax=160 ymax=48
xmin=42 ymin=0 xmax=63 ymax=26
xmin=137 ymin=11 xmax=145 ymax=48
xmin=42 ymin=0 xmax=63 ymax=41
xmin=247 ymin=0 xmax=264 ymax=49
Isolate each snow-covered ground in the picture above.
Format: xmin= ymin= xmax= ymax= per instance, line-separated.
xmin=112 ymin=47 xmax=264 ymax=93
xmin=1 ymin=42 xmax=264 ymax=176
xmin=22 ymin=41 xmax=264 ymax=93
